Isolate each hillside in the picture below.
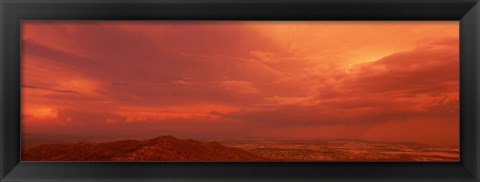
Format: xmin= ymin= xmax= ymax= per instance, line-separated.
xmin=22 ymin=136 xmax=265 ymax=161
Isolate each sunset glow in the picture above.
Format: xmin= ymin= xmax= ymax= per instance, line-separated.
xmin=21 ymin=21 xmax=459 ymax=161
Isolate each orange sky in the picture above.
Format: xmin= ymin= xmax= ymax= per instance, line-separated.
xmin=21 ymin=21 xmax=459 ymax=147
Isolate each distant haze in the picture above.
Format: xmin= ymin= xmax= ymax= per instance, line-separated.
xmin=21 ymin=21 xmax=459 ymax=147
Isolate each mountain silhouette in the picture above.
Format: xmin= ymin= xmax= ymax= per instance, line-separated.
xmin=22 ymin=136 xmax=265 ymax=161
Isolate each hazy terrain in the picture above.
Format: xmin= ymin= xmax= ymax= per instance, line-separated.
xmin=22 ymin=136 xmax=458 ymax=162
xmin=223 ymin=140 xmax=459 ymax=161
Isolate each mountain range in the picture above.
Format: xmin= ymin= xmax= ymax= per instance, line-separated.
xmin=22 ymin=135 xmax=265 ymax=161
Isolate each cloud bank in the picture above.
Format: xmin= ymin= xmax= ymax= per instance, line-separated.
xmin=22 ymin=21 xmax=459 ymax=146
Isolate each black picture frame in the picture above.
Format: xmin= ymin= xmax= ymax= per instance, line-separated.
xmin=1 ymin=0 xmax=479 ymax=181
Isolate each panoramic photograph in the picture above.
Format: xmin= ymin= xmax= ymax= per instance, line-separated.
xmin=21 ymin=21 xmax=459 ymax=161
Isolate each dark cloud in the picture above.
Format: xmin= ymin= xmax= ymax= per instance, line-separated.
xmin=22 ymin=84 xmax=79 ymax=94
xmin=224 ymin=40 xmax=459 ymax=128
